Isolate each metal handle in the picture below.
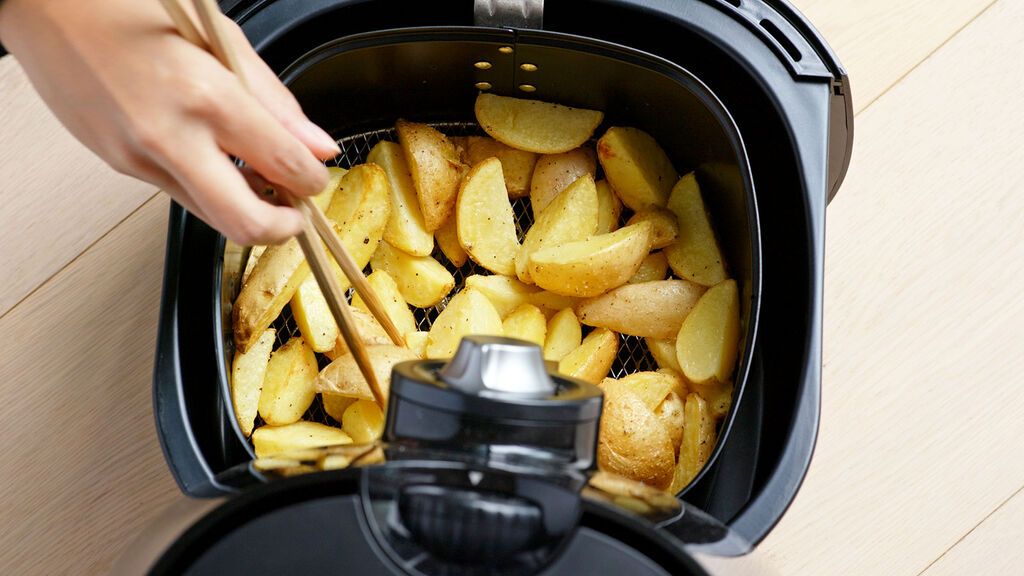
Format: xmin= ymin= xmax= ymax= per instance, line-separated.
xmin=474 ymin=0 xmax=543 ymax=29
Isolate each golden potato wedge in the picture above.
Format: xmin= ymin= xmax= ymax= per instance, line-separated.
xmin=664 ymin=173 xmax=728 ymax=286
xmin=323 ymin=307 xmax=392 ymax=361
xmin=464 ymin=136 xmax=538 ymax=197
xmin=598 ymin=378 xmax=675 ymax=489
xmin=426 ymin=287 xmax=504 ymax=358
xmin=629 ymin=252 xmax=668 ymax=284
xmin=315 ymin=344 xmax=418 ymax=403
xmin=242 ymin=246 xmax=266 ymax=284
xmin=475 ymin=93 xmax=604 ymax=154
xmin=342 ymin=400 xmax=385 ymax=443
xmin=516 ymin=173 xmax=599 ymax=283
xmin=252 ymin=421 xmax=352 ymax=458
xmin=434 ymin=217 xmax=467 ymax=267
xmin=690 ymin=381 xmax=734 ymax=419
xmin=259 ymin=337 xmax=319 ymax=426
xmin=559 ymin=328 xmax=618 ymax=384
xmin=657 ymin=367 xmax=689 ymax=399
xmin=396 ymin=119 xmax=466 ymax=231
xmin=543 ymin=308 xmax=582 ymax=361
xmin=367 ymin=141 xmax=434 ymax=256
xmin=575 ymin=279 xmax=706 ymax=339
xmin=675 ymin=279 xmax=740 ymax=385
xmin=646 ymin=338 xmax=681 ymax=373
xmin=613 ymin=371 xmax=675 ymax=410
xmin=502 ymin=304 xmax=547 ymax=347
xmin=322 ymin=393 xmax=357 ymax=424
xmin=626 ymin=208 xmax=678 ymax=249
xmin=596 ymin=126 xmax=678 ymax=211
xmin=351 ymin=270 xmax=418 ymax=338
xmin=405 ymin=330 xmax=429 ymax=358
xmin=457 ymin=158 xmax=520 ymax=275
xmin=529 ymin=222 xmax=652 ymax=297
xmin=595 ymin=180 xmax=623 ymax=235
xmin=526 ymin=291 xmax=580 ymax=316
xmin=234 ymin=164 xmax=390 ymax=352
xmin=370 ymin=241 xmax=455 ymax=308
xmin=669 ymin=393 xmax=716 ymax=493
xmin=291 ymin=276 xmax=339 ymax=353
xmin=655 ymin=391 xmax=685 ymax=452
xmin=529 ymin=147 xmax=597 ymax=217
xmin=450 ymin=136 xmax=469 ymax=162
xmin=230 ymin=328 xmax=275 ymax=436
xmin=464 ymin=274 xmax=540 ymax=318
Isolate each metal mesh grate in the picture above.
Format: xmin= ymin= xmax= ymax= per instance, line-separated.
xmin=255 ymin=121 xmax=657 ymax=430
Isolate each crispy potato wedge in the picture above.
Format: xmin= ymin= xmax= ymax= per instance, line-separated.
xmin=426 ymin=287 xmax=504 ymax=358
xmin=291 ymin=276 xmax=340 ymax=353
xmin=543 ymin=308 xmax=582 ymax=361
xmin=575 ymin=279 xmax=706 ymax=339
xmin=457 ymin=158 xmax=520 ymax=275
xmin=597 ymin=126 xmax=678 ymax=211
xmin=242 ymin=246 xmax=266 ymax=285
xmin=664 ymin=173 xmax=728 ymax=286
xmin=315 ymin=344 xmax=418 ymax=403
xmin=370 ymin=241 xmax=455 ymax=308
xmin=230 ymin=328 xmax=275 ymax=436
xmin=657 ymin=367 xmax=688 ymax=399
xmin=631 ymin=252 xmax=668 ymax=284
xmin=464 ymin=136 xmax=538 ymax=197
xmin=669 ymin=393 xmax=716 ymax=493
xmin=655 ymin=391 xmax=686 ymax=452
xmin=690 ymin=381 xmax=734 ymax=419
xmin=323 ymin=307 xmax=392 ymax=361
xmin=259 ymin=337 xmax=319 ymax=426
xmin=516 ymin=173 xmax=599 ymax=283
xmin=626 ymin=208 xmax=678 ymax=249
xmin=598 ymin=378 xmax=675 ymax=489
xmin=529 ymin=222 xmax=652 ymax=297
xmin=322 ymin=393 xmax=357 ymax=424
xmin=434 ymin=217 xmax=467 ymax=267
xmin=367 ymin=141 xmax=434 ymax=256
xmin=396 ymin=119 xmax=466 ymax=231
xmin=475 ymin=93 xmax=604 ymax=154
xmin=559 ymin=328 xmax=618 ymax=384
xmin=526 ymin=290 xmax=580 ymax=316
xmin=502 ymin=304 xmax=547 ymax=347
xmin=233 ymin=239 xmax=307 ymax=353
xmin=595 ymin=180 xmax=623 ymax=235
xmin=351 ymin=270 xmax=418 ymax=338
xmin=464 ymin=274 xmax=540 ymax=318
xmin=646 ymin=338 xmax=681 ymax=373
xmin=613 ymin=371 xmax=675 ymax=409
xmin=405 ymin=330 xmax=429 ymax=358
xmin=252 ymin=421 xmax=352 ymax=458
xmin=342 ymin=399 xmax=385 ymax=443
xmin=530 ymin=147 xmax=597 ymax=217
xmin=675 ymin=279 xmax=740 ymax=385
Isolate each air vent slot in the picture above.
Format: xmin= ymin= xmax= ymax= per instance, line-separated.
xmin=760 ymin=19 xmax=802 ymax=62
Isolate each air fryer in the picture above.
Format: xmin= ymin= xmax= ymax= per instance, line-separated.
xmin=147 ymin=0 xmax=851 ymax=572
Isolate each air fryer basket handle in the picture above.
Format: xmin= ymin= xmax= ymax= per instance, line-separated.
xmin=474 ymin=0 xmax=544 ymax=29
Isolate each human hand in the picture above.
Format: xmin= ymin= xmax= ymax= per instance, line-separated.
xmin=0 ymin=0 xmax=338 ymax=244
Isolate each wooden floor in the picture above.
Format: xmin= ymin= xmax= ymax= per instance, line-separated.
xmin=1 ymin=0 xmax=1021 ymax=573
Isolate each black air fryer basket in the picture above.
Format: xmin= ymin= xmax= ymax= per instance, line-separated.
xmin=149 ymin=0 xmax=851 ymax=572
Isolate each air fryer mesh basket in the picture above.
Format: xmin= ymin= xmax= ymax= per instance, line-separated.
xmin=253 ymin=121 xmax=658 ymax=432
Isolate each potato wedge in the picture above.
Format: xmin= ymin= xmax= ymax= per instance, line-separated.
xmin=242 ymin=246 xmax=266 ymax=284
xmin=475 ymin=93 xmax=604 ymax=154
xmin=291 ymin=276 xmax=339 ymax=353
xmin=405 ymin=330 xmax=429 ymax=358
xmin=464 ymin=136 xmax=538 ymax=197
xmin=234 ymin=164 xmax=390 ymax=352
xmin=530 ymin=147 xmax=597 ymax=217
xmin=559 ymin=328 xmax=618 ymax=384
xmin=426 ymin=287 xmax=504 ymax=358
xmin=669 ymin=393 xmax=716 ymax=493
xmin=502 ymin=304 xmax=547 ymax=347
xmin=575 ymin=279 xmax=706 ymax=339
xmin=230 ymin=328 xmax=275 ymax=436
xmin=629 ymin=252 xmax=668 ymax=284
xmin=323 ymin=307 xmax=392 ymax=361
xmin=655 ymin=391 xmax=686 ymax=452
xmin=252 ymin=421 xmax=352 ymax=458
xmin=342 ymin=400 xmax=385 ymax=443
xmin=367 ymin=141 xmax=434 ymax=256
xmin=434 ymin=217 xmax=467 ymax=267
xmin=516 ymin=173 xmax=599 ymax=283
xmin=464 ymin=274 xmax=540 ymax=318
xmin=370 ymin=241 xmax=455 ymax=308
xmin=396 ymin=119 xmax=466 ymax=231
xmin=258 ymin=337 xmax=319 ymax=426
xmin=664 ymin=173 xmax=728 ymax=286
xmin=543 ymin=308 xmax=582 ymax=361
xmin=351 ymin=270 xmax=418 ymax=338
xmin=598 ymin=378 xmax=675 ymax=489
xmin=315 ymin=344 xmax=418 ymax=403
xmin=596 ymin=126 xmax=678 ymax=211
xmin=657 ymin=368 xmax=688 ymax=400
xmin=322 ymin=393 xmax=357 ymax=424
xmin=526 ymin=291 xmax=580 ymax=316
xmin=457 ymin=158 xmax=520 ymax=275
xmin=529 ymin=222 xmax=652 ymax=297
xmin=595 ymin=180 xmax=622 ymax=235
xmin=626 ymin=208 xmax=678 ymax=249
xmin=646 ymin=338 xmax=681 ymax=373
xmin=613 ymin=371 xmax=675 ymax=410
xmin=675 ymin=279 xmax=740 ymax=385
xmin=690 ymin=381 xmax=734 ymax=419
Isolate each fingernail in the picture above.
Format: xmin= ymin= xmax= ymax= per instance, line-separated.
xmin=301 ymin=120 xmax=340 ymax=156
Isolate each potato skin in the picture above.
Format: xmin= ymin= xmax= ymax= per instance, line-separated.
xmin=530 ymin=147 xmax=597 ymax=218
xmin=464 ymin=136 xmax=538 ymax=197
xmin=598 ymin=379 xmax=676 ymax=489
xmin=529 ymin=222 xmax=652 ymax=298
xmin=396 ymin=119 xmax=466 ymax=231
xmin=575 ymin=279 xmax=706 ymax=339
xmin=597 ymin=126 xmax=678 ymax=211
xmin=475 ymin=93 xmax=604 ymax=154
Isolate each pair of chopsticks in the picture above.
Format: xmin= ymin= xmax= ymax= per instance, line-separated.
xmin=159 ymin=0 xmax=402 ymax=406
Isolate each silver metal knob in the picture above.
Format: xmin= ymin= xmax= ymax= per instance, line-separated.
xmin=438 ymin=336 xmax=555 ymax=397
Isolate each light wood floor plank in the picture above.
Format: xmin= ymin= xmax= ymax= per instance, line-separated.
xmin=922 ymin=484 xmax=1024 ymax=575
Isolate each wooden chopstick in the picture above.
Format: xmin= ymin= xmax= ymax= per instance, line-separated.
xmin=161 ymin=0 xmax=397 ymax=405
